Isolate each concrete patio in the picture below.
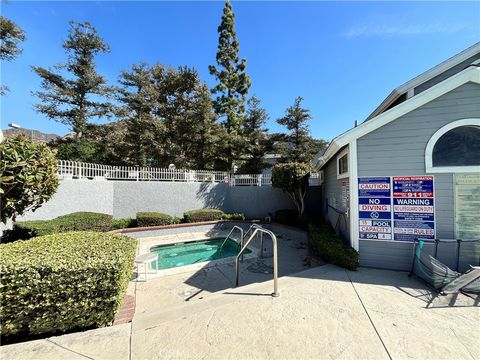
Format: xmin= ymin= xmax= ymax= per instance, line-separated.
xmin=2 ymin=264 xmax=479 ymax=360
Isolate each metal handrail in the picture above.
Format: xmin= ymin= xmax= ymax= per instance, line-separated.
xmin=236 ymin=226 xmax=279 ymax=297
xmin=220 ymin=225 xmax=244 ymax=252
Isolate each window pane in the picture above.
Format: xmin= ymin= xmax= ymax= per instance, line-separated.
xmin=432 ymin=125 xmax=480 ymax=167
xmin=339 ymin=154 xmax=348 ymax=174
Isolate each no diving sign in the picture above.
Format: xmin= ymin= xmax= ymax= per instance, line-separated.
xmin=358 ymin=176 xmax=435 ymax=241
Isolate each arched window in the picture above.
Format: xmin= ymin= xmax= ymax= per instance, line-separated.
xmin=425 ymin=119 xmax=480 ymax=173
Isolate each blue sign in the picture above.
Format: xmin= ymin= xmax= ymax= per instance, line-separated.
xmin=392 ymin=176 xmax=435 ymax=241
xmin=358 ymin=177 xmax=392 ymax=240
xmin=358 ymin=176 xmax=436 ymax=242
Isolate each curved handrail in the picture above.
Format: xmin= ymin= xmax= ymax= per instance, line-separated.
xmin=236 ymin=226 xmax=279 ymax=297
xmin=220 ymin=225 xmax=244 ymax=251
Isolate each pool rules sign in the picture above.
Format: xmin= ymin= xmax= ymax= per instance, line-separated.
xmin=358 ymin=176 xmax=435 ymax=241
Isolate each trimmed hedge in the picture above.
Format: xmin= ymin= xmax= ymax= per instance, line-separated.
xmin=222 ymin=213 xmax=245 ymax=221
xmin=310 ymin=224 xmax=359 ymax=270
xmin=0 ymin=232 xmax=137 ymax=338
xmin=111 ymin=217 xmax=137 ymax=230
xmin=136 ymin=212 xmax=173 ymax=227
xmin=1 ymin=212 xmax=113 ymax=243
xmin=183 ymin=209 xmax=224 ymax=223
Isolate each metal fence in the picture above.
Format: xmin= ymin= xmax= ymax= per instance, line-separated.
xmin=56 ymin=160 xmax=320 ymax=187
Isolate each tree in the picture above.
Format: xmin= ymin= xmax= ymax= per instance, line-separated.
xmin=118 ymin=63 xmax=163 ymax=166
xmin=240 ymin=96 xmax=268 ymax=173
xmin=271 ymin=162 xmax=310 ymax=217
xmin=276 ymin=96 xmax=315 ymax=163
xmin=209 ymin=0 xmax=251 ymax=170
xmin=32 ymin=21 xmax=115 ymax=160
xmin=0 ymin=16 xmax=26 ymax=94
xmin=0 ymin=135 xmax=58 ymax=223
xmin=0 ymin=16 xmax=25 ymax=61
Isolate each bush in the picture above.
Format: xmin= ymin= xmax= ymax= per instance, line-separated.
xmin=111 ymin=217 xmax=137 ymax=230
xmin=183 ymin=209 xmax=224 ymax=223
xmin=1 ymin=212 xmax=114 ymax=243
xmin=136 ymin=212 xmax=173 ymax=227
xmin=309 ymin=224 xmax=359 ymax=270
xmin=274 ymin=209 xmax=299 ymax=226
xmin=0 ymin=232 xmax=137 ymax=338
xmin=222 ymin=213 xmax=245 ymax=221
xmin=0 ymin=135 xmax=58 ymax=223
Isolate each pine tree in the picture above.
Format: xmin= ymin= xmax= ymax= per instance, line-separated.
xmin=209 ymin=0 xmax=251 ymax=170
xmin=1 ymin=16 xmax=26 ymax=94
xmin=276 ymin=96 xmax=315 ymax=163
xmin=118 ymin=63 xmax=163 ymax=166
xmin=32 ymin=21 xmax=115 ymax=159
xmin=0 ymin=16 xmax=25 ymax=61
xmin=240 ymin=96 xmax=268 ymax=173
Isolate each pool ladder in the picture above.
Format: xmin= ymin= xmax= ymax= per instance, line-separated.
xmin=235 ymin=224 xmax=279 ymax=297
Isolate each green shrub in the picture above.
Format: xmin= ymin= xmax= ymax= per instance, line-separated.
xmin=183 ymin=209 xmax=224 ymax=223
xmin=172 ymin=216 xmax=182 ymax=224
xmin=274 ymin=209 xmax=299 ymax=226
xmin=1 ymin=212 xmax=114 ymax=243
xmin=309 ymin=224 xmax=359 ymax=270
xmin=111 ymin=217 xmax=137 ymax=230
xmin=0 ymin=232 xmax=137 ymax=338
xmin=136 ymin=212 xmax=173 ymax=227
xmin=0 ymin=135 xmax=58 ymax=223
xmin=53 ymin=212 xmax=113 ymax=232
xmin=222 ymin=213 xmax=245 ymax=221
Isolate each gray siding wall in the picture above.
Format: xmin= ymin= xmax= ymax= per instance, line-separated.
xmin=322 ymin=151 xmax=350 ymax=242
xmin=357 ymin=81 xmax=480 ymax=271
xmin=414 ymin=54 xmax=479 ymax=95
xmin=19 ymin=180 xmax=314 ymax=221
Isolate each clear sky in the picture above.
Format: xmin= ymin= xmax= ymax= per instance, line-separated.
xmin=1 ymin=1 xmax=479 ymax=141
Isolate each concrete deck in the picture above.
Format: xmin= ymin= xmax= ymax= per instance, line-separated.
xmin=2 ymin=265 xmax=479 ymax=360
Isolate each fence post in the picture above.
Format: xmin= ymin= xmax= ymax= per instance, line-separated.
xmin=136 ymin=166 xmax=139 ymax=181
xmin=258 ymin=174 xmax=262 ymax=187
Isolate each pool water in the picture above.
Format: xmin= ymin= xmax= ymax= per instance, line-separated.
xmin=150 ymin=238 xmax=251 ymax=270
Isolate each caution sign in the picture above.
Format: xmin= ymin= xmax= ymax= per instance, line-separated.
xmin=358 ymin=177 xmax=392 ymax=240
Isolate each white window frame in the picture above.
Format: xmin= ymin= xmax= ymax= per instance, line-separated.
xmin=425 ymin=118 xmax=480 ymax=173
xmin=337 ymin=148 xmax=349 ymax=179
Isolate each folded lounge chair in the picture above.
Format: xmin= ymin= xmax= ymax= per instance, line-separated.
xmin=409 ymin=239 xmax=480 ymax=295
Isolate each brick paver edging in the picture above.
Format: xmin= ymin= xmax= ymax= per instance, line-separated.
xmin=110 ymin=220 xmax=307 ymax=235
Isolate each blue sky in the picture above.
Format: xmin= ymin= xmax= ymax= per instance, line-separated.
xmin=1 ymin=1 xmax=479 ymax=140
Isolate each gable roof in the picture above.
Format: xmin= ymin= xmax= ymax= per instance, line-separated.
xmin=365 ymin=42 xmax=480 ymax=121
xmin=313 ymin=64 xmax=480 ymax=170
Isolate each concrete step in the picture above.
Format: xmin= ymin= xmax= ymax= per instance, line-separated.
xmin=132 ymin=264 xmax=337 ymax=333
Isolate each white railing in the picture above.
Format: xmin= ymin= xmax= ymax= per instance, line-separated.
xmin=56 ymin=160 xmax=320 ymax=187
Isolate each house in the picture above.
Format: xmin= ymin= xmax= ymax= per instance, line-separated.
xmin=313 ymin=42 xmax=480 ymax=271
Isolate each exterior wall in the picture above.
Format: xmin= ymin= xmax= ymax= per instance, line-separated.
xmin=17 ymin=179 xmax=114 ymax=221
xmin=19 ymin=180 xmax=321 ymax=222
xmin=321 ymin=149 xmax=350 ymax=242
xmin=356 ymin=81 xmax=480 ymax=271
xmin=414 ymin=54 xmax=480 ymax=95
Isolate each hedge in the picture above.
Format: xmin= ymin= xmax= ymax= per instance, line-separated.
xmin=1 ymin=212 xmax=113 ymax=243
xmin=111 ymin=217 xmax=137 ymax=230
xmin=309 ymin=224 xmax=359 ymax=270
xmin=0 ymin=232 xmax=137 ymax=338
xmin=183 ymin=209 xmax=224 ymax=223
xmin=136 ymin=212 xmax=173 ymax=227
xmin=222 ymin=213 xmax=245 ymax=221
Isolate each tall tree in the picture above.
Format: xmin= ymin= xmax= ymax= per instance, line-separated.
xmin=32 ymin=21 xmax=115 ymax=160
xmin=118 ymin=63 xmax=163 ymax=166
xmin=0 ymin=16 xmax=26 ymax=94
xmin=276 ymin=96 xmax=325 ymax=163
xmin=240 ymin=96 xmax=268 ymax=173
xmin=209 ymin=0 xmax=251 ymax=170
